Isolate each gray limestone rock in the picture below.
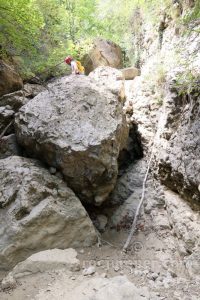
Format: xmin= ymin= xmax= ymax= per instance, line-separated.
xmin=0 ymin=134 xmax=22 ymax=159
xmin=0 ymin=156 xmax=97 ymax=271
xmin=15 ymin=75 xmax=128 ymax=205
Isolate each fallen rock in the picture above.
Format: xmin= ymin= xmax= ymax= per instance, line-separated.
xmin=0 ymin=90 xmax=28 ymax=111
xmin=5 ymin=249 xmax=80 ymax=280
xmin=0 ymin=60 xmax=23 ymax=97
xmin=0 ymin=156 xmax=97 ymax=270
xmin=15 ymin=75 xmax=128 ymax=205
xmin=82 ymin=266 xmax=96 ymax=276
xmin=0 ymin=134 xmax=22 ymax=159
xmin=83 ymin=38 xmax=123 ymax=75
xmin=120 ymin=67 xmax=140 ymax=80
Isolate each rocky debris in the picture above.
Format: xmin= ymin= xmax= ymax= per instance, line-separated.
xmin=82 ymin=266 xmax=96 ymax=276
xmin=0 ymin=84 xmax=44 ymax=113
xmin=0 ymin=105 xmax=15 ymax=134
xmin=89 ymin=66 xmax=126 ymax=103
xmin=120 ymin=67 xmax=140 ymax=80
xmin=15 ymin=75 xmax=128 ymax=205
xmin=0 ymin=134 xmax=22 ymax=159
xmin=35 ymin=275 xmax=149 ymax=300
xmin=1 ymin=274 xmax=17 ymax=291
xmin=3 ymin=249 xmax=80 ymax=281
xmin=0 ymin=60 xmax=23 ymax=97
xmin=83 ymin=38 xmax=123 ymax=75
xmin=0 ymin=156 xmax=97 ymax=270
xmin=23 ymin=83 xmax=45 ymax=98
xmin=96 ymin=215 xmax=108 ymax=232
xmin=0 ymin=90 xmax=28 ymax=111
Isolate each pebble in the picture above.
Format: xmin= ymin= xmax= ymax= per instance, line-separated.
xmin=79 ymin=249 xmax=85 ymax=254
xmin=70 ymin=276 xmax=76 ymax=280
xmin=96 ymin=261 xmax=102 ymax=267
xmin=114 ymin=266 xmax=120 ymax=272
xmin=49 ymin=167 xmax=56 ymax=174
xmin=83 ymin=266 xmax=96 ymax=276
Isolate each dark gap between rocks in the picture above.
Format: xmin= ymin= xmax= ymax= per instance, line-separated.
xmin=83 ymin=122 xmax=144 ymax=232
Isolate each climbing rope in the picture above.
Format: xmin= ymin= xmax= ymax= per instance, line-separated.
xmin=123 ymin=125 xmax=161 ymax=252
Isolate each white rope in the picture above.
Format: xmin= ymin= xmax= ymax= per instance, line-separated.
xmin=122 ymin=129 xmax=159 ymax=252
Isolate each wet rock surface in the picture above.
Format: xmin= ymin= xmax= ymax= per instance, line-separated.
xmin=15 ymin=75 xmax=128 ymax=205
xmin=0 ymin=156 xmax=97 ymax=270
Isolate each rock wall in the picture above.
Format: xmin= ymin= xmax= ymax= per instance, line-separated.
xmin=126 ymin=20 xmax=200 ymax=204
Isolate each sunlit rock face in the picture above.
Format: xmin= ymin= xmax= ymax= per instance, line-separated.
xmin=15 ymin=75 xmax=128 ymax=205
xmin=83 ymin=38 xmax=123 ymax=75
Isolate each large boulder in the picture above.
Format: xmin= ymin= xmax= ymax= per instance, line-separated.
xmin=83 ymin=38 xmax=123 ymax=75
xmin=15 ymin=75 xmax=128 ymax=205
xmin=0 ymin=156 xmax=97 ymax=270
xmin=89 ymin=66 xmax=126 ymax=102
xmin=0 ymin=60 xmax=23 ymax=97
xmin=120 ymin=67 xmax=140 ymax=80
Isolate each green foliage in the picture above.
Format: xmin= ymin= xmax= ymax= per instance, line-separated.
xmin=1 ymin=0 xmax=195 ymax=79
xmin=174 ymin=70 xmax=200 ymax=97
xmin=183 ymin=0 xmax=200 ymax=26
xmin=0 ymin=0 xmax=43 ymax=57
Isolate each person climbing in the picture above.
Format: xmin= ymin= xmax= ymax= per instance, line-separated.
xmin=64 ymin=56 xmax=85 ymax=75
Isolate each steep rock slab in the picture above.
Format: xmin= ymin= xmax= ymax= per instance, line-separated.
xmin=15 ymin=75 xmax=128 ymax=205
xmin=125 ymin=25 xmax=200 ymax=204
xmin=83 ymin=38 xmax=123 ymax=75
xmin=0 ymin=156 xmax=97 ymax=271
xmin=156 ymin=85 xmax=200 ymax=203
xmin=0 ymin=60 xmax=23 ymax=97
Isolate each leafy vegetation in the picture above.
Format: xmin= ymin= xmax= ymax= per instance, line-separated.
xmin=0 ymin=0 xmax=199 ymax=79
